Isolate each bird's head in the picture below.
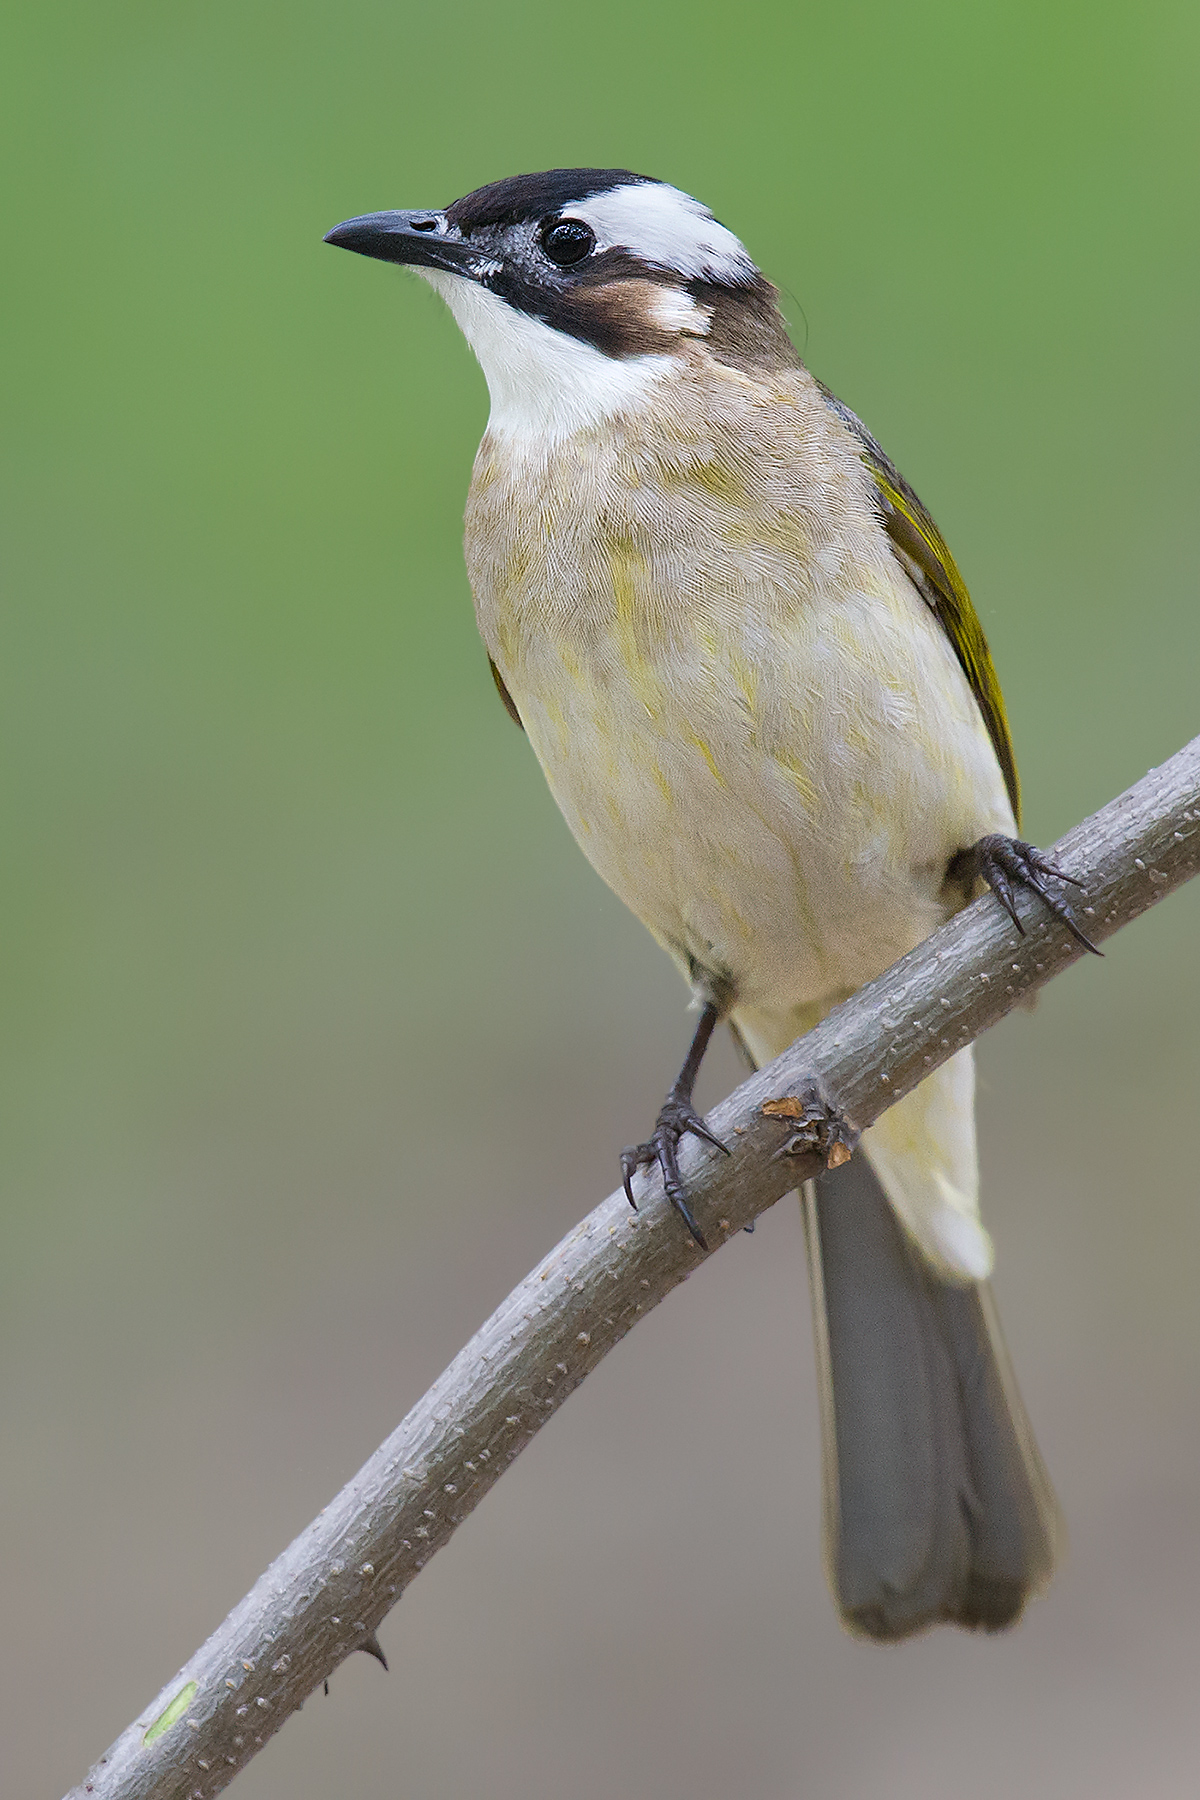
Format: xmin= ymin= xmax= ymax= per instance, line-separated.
xmin=324 ymin=169 xmax=795 ymax=442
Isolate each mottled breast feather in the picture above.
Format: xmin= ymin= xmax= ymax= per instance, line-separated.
xmin=818 ymin=385 xmax=1021 ymax=827
xmin=476 ymin=336 xmax=1020 ymax=832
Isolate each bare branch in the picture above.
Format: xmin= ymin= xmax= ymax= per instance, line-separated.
xmin=68 ymin=735 xmax=1200 ymax=1800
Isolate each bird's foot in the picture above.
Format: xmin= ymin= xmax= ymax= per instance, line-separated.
xmin=956 ymin=833 xmax=1101 ymax=955
xmin=763 ymin=1075 xmax=859 ymax=1168
xmin=621 ymin=1092 xmax=730 ymax=1249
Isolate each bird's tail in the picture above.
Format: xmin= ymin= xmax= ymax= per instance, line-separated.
xmin=802 ymin=1153 xmax=1060 ymax=1640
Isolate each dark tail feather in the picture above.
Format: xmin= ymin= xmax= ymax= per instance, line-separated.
xmin=802 ymin=1156 xmax=1060 ymax=1641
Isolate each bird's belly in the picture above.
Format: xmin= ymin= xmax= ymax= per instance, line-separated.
xmin=494 ymin=585 xmax=1013 ymax=1015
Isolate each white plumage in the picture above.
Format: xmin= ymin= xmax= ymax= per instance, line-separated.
xmin=568 ymin=182 xmax=755 ymax=284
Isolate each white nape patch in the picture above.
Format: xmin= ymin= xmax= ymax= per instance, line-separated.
xmin=420 ymin=269 xmax=677 ymax=447
xmin=649 ymin=287 xmax=711 ymax=335
xmin=571 ymin=183 xmax=755 ymax=284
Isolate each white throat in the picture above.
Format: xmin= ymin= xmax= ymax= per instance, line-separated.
xmin=419 ymin=270 xmax=677 ymax=449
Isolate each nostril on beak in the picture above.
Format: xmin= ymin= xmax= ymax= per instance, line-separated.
xmin=410 ymin=216 xmax=439 ymax=232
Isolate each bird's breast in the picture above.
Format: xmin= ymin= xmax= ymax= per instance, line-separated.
xmin=463 ymin=390 xmax=1013 ymax=1011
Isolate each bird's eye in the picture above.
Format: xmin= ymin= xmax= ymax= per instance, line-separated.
xmin=540 ymin=219 xmax=596 ymax=267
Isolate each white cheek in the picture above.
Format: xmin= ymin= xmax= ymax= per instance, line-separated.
xmin=418 ymin=270 xmax=678 ymax=449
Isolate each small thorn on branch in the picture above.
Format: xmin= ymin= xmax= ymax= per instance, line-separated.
xmin=358 ymin=1632 xmax=389 ymax=1671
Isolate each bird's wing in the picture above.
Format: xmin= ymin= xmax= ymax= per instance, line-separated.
xmin=819 ymin=387 xmax=1021 ymax=826
xmin=489 ymin=657 xmax=525 ymax=729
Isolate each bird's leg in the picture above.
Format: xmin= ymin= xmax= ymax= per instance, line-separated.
xmin=621 ymin=1001 xmax=730 ymax=1249
xmin=949 ymin=834 xmax=1101 ymax=955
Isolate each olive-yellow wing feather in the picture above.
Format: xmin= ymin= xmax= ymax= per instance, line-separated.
xmin=489 ymin=656 xmax=524 ymax=729
xmin=820 ymin=387 xmax=1021 ymax=826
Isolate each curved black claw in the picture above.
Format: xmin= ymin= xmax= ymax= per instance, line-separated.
xmin=968 ymin=833 xmax=1101 ymax=955
xmin=621 ymin=1095 xmax=729 ymax=1249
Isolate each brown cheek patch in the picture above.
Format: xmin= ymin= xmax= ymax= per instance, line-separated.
xmin=558 ymin=280 xmax=682 ymax=358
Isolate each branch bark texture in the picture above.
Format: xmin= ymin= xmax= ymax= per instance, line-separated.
xmin=69 ymin=736 xmax=1200 ymax=1800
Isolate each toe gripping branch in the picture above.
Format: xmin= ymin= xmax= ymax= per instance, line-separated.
xmin=621 ymin=1001 xmax=729 ymax=1249
xmin=620 ymin=827 xmax=1094 ymax=1251
xmin=621 ymin=1007 xmax=862 ymax=1249
xmin=954 ymin=833 xmax=1102 ymax=956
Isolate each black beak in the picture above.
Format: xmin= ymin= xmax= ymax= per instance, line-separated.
xmin=323 ymin=210 xmax=478 ymax=276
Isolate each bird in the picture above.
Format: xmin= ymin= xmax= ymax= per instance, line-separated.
xmin=324 ymin=168 xmax=1093 ymax=1642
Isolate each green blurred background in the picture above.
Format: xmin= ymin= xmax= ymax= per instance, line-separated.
xmin=3 ymin=1 xmax=1199 ymax=1794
